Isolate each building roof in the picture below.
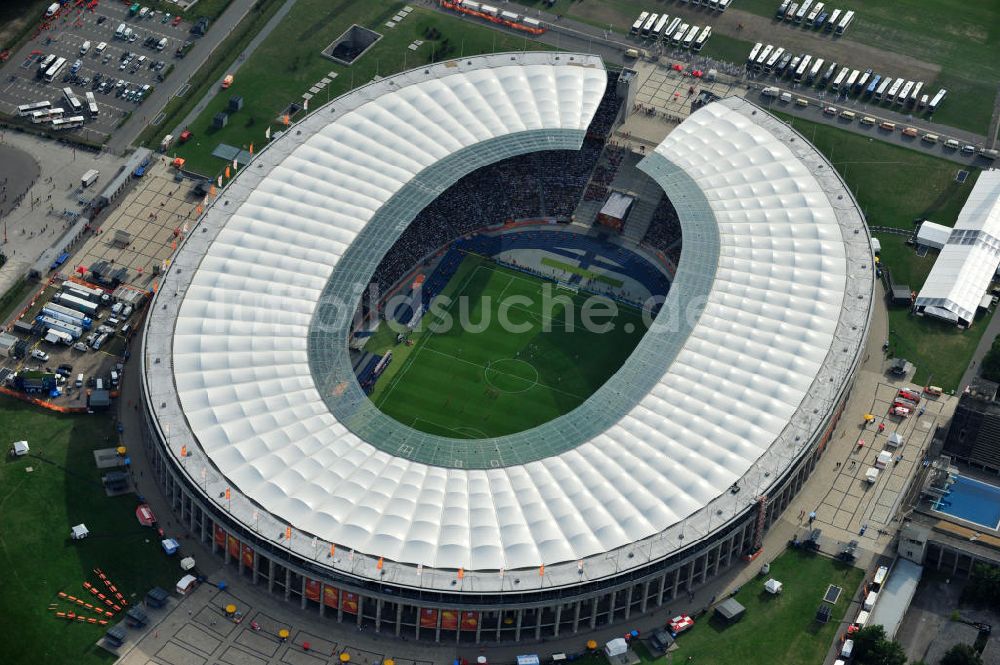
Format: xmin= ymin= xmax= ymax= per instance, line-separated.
xmin=715 ymin=597 xmax=746 ymax=620
xmin=142 ymin=55 xmax=871 ymax=590
xmin=915 ymin=170 xmax=1000 ymax=323
xmin=916 ymin=220 xmax=952 ymax=249
xmin=599 ymin=191 xmax=634 ymax=220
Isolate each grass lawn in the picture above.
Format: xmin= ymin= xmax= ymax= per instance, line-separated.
xmin=776 ymin=114 xmax=979 ymax=229
xmin=887 ymin=306 xmax=992 ymax=390
xmin=166 ymin=1 xmax=553 ymax=175
xmin=365 ymin=254 xmax=647 ymax=438
xmin=697 ymin=32 xmax=758 ymax=64
xmin=0 ymin=397 xmax=179 ymax=665
xmin=0 ymin=277 xmax=42 ymax=323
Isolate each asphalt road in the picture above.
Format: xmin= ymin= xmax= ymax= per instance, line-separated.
xmin=106 ymin=0 xmax=258 ymax=155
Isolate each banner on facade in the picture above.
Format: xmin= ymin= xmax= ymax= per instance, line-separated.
xmin=305 ymin=579 xmax=321 ymax=602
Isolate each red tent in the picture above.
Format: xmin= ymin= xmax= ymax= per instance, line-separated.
xmin=136 ymin=504 xmax=156 ymax=527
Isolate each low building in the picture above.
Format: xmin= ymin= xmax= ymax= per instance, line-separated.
xmin=867 ymin=559 xmax=922 ymax=639
xmin=915 ymin=220 xmax=952 ymax=250
xmin=0 ymin=332 xmax=17 ymax=358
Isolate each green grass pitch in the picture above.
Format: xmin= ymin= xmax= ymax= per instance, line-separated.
xmin=366 ymin=254 xmax=649 ymax=438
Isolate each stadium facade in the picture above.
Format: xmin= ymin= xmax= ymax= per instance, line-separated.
xmin=140 ymin=53 xmax=874 ymax=642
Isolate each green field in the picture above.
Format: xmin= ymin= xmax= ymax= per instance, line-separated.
xmin=365 ymin=255 xmax=647 ymax=438
xmin=541 ymin=256 xmax=624 ymax=287
xmin=776 ymin=114 xmax=987 ymax=390
xmin=0 ymin=397 xmax=178 ymax=665
xmin=165 ymin=1 xmax=552 ymax=175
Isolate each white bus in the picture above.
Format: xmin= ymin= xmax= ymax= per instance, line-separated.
xmin=664 ymin=17 xmax=682 ymax=41
xmin=777 ymin=0 xmax=791 ymax=18
xmin=795 ymin=0 xmax=812 ymax=23
xmin=641 ymin=13 xmax=659 ymax=36
xmin=806 ymin=2 xmax=825 ymax=24
xmin=886 ymin=78 xmax=904 ymax=102
xmin=44 ymin=56 xmax=66 ymax=82
xmin=37 ymin=54 xmax=56 ymax=77
xmin=794 ymin=55 xmax=812 ymax=81
xmin=682 ymin=24 xmax=700 ymax=48
xmin=756 ymin=44 xmax=774 ymax=68
xmin=784 ymin=2 xmax=798 ymax=21
xmin=909 ymin=81 xmax=923 ymax=105
xmin=630 ymin=11 xmax=649 ymax=35
xmin=836 ymin=10 xmax=855 ymax=34
xmin=51 ymin=115 xmax=85 ymax=131
xmin=672 ymin=22 xmax=689 ymax=45
xmin=765 ymin=46 xmax=785 ymax=71
xmin=652 ymin=14 xmax=671 ymax=39
xmin=929 ymin=88 xmax=947 ymax=112
xmin=808 ymin=57 xmax=825 ymax=82
xmin=897 ymin=81 xmax=914 ymax=105
xmin=831 ymin=66 xmax=849 ymax=91
xmin=85 ymin=91 xmax=98 ymax=117
xmin=856 ymin=69 xmax=872 ymax=91
xmin=693 ymin=25 xmax=712 ymax=51
xmin=63 ymin=87 xmax=83 ymax=114
xmin=825 ymin=8 xmax=841 ymax=31
xmin=874 ymin=77 xmax=892 ymax=100
xmin=717 ymin=0 xmax=731 ymax=11
xmin=820 ymin=61 xmax=838 ymax=86
xmin=748 ymin=42 xmax=763 ymax=64
xmin=17 ymin=100 xmax=51 ymax=117
xmin=845 ymin=68 xmax=860 ymax=91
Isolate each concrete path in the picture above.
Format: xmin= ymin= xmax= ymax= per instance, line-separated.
xmin=106 ymin=0 xmax=258 ymax=155
xmin=166 ymin=0 xmax=301 ymax=148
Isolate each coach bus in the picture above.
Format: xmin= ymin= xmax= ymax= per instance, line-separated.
xmin=806 ymin=1 xmax=824 ymax=24
xmin=844 ymin=69 xmax=859 ymax=92
xmin=830 ymin=66 xmax=849 ymax=91
xmin=652 ymin=14 xmax=670 ymax=39
xmin=30 ymin=107 xmax=63 ymax=124
xmin=717 ymin=0 xmax=731 ymax=11
xmin=836 ymin=10 xmax=855 ymax=34
xmin=663 ymin=18 xmax=682 ymax=42
xmin=36 ymin=54 xmax=56 ymax=78
xmin=794 ymin=55 xmax=812 ymax=81
xmin=85 ymin=91 xmax=98 ymax=117
xmin=874 ymin=77 xmax=892 ymax=100
xmin=819 ymin=61 xmax=838 ymax=86
xmin=908 ymin=82 xmax=923 ymax=105
xmin=51 ymin=115 xmax=85 ymax=131
xmin=747 ymin=42 xmax=763 ymax=64
xmin=641 ymin=13 xmax=658 ymax=36
xmin=897 ymin=81 xmax=914 ymax=106
xmin=672 ymin=22 xmax=689 ymax=45
xmin=17 ymin=100 xmax=51 ymax=117
xmin=865 ymin=74 xmax=882 ymax=96
xmin=764 ymin=46 xmax=785 ymax=72
xmin=856 ymin=69 xmax=872 ymax=92
xmin=44 ymin=56 xmax=67 ymax=82
xmin=808 ymin=57 xmax=825 ymax=82
xmin=776 ymin=0 xmax=791 ymax=18
xmin=62 ymin=87 xmax=83 ymax=114
xmin=825 ymin=8 xmax=841 ymax=31
xmin=693 ymin=25 xmax=712 ymax=51
xmin=755 ymin=44 xmax=773 ymax=69
xmin=784 ymin=2 xmax=798 ymax=21
xmin=886 ymin=78 xmax=904 ymax=103
xmin=795 ymin=0 xmax=812 ymax=23
xmin=929 ymin=88 xmax=947 ymax=113
xmin=682 ymin=24 xmax=700 ymax=48
xmin=630 ymin=11 xmax=649 ymax=35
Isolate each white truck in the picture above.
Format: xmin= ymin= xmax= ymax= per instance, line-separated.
xmin=81 ymin=169 xmax=100 ymax=188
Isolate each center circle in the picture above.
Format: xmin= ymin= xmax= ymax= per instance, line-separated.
xmin=484 ymin=358 xmax=540 ymax=394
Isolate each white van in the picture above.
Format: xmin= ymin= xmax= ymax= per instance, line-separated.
xmin=116 ymin=23 xmax=126 ymax=39
xmin=75 ymin=373 xmax=84 ymax=387
xmin=761 ymin=86 xmax=780 ymax=98
xmin=110 ymin=370 xmax=120 ymax=386
xmin=779 ymin=92 xmax=792 ymax=103
xmin=841 ymin=640 xmax=854 ymax=659
xmin=944 ymin=139 xmax=960 ymax=150
xmin=95 ymin=41 xmax=107 ymax=54
xmin=157 ymin=37 xmax=167 ymax=51
xmin=80 ymin=40 xmax=91 ymax=55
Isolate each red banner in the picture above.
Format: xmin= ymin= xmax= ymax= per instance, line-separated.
xmin=227 ymin=534 xmax=240 ymax=561
xmin=419 ymin=608 xmax=438 ymax=628
xmin=441 ymin=610 xmax=458 ymax=631
xmin=341 ymin=592 xmax=358 ymax=614
xmin=214 ymin=524 xmax=225 ymax=548
xmin=241 ymin=543 xmax=254 ymax=570
xmin=323 ymin=585 xmax=339 ymax=609
xmin=460 ymin=611 xmax=479 ymax=631
xmin=304 ymin=579 xmax=321 ymax=602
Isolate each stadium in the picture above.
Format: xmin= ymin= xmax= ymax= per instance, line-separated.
xmin=140 ymin=53 xmax=874 ymax=642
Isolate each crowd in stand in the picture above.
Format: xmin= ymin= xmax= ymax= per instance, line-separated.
xmin=641 ymin=194 xmax=683 ymax=258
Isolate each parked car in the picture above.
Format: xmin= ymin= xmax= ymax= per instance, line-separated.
xmin=30 ymin=349 xmax=49 ymax=361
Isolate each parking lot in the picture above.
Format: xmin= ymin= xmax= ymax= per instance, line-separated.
xmin=0 ymin=2 xmax=195 ymax=142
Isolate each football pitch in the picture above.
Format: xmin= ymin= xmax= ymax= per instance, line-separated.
xmin=367 ymin=255 xmax=650 ymax=438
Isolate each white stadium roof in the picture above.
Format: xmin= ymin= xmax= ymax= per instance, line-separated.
xmin=915 ymin=169 xmax=1000 ymax=324
xmin=143 ymin=54 xmax=872 ymax=591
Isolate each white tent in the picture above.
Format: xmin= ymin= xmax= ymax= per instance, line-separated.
xmin=11 ymin=440 xmax=29 ymax=456
xmin=70 ymin=524 xmax=89 ymax=540
xmin=604 ymin=638 xmax=628 ymax=658
xmin=765 ymin=578 xmax=783 ymax=594
xmin=876 ymin=451 xmax=893 ymax=469
xmin=915 ymin=170 xmax=1000 ymax=324
xmin=176 ymin=574 xmax=197 ymax=595
xmin=180 ymin=556 xmax=196 ymax=571
xmin=866 ymin=467 xmax=879 ymax=483
xmin=915 ymin=221 xmax=952 ymax=250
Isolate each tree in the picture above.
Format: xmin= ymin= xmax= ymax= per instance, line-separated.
xmin=853 ymin=625 xmax=888 ymax=660
xmin=941 ymin=643 xmax=984 ymax=665
xmin=980 ymin=336 xmax=1000 ymax=382
xmin=963 ymin=563 xmax=1000 ymax=606
xmin=853 ymin=625 xmax=907 ymax=665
